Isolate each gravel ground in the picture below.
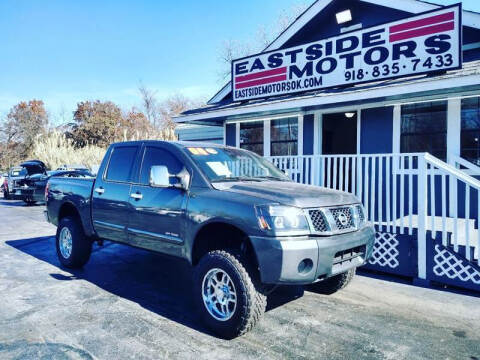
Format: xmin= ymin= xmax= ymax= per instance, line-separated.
xmin=0 ymin=197 xmax=479 ymax=360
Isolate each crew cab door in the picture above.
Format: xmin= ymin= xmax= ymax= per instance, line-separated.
xmin=126 ymin=145 xmax=188 ymax=256
xmin=92 ymin=144 xmax=140 ymax=242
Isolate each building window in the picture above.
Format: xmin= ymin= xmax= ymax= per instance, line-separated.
xmin=240 ymin=122 xmax=263 ymax=155
xmin=461 ymin=97 xmax=480 ymax=166
xmin=400 ymin=101 xmax=447 ymax=160
xmin=271 ymin=117 xmax=298 ymax=156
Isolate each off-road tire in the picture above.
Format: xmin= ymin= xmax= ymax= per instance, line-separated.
xmin=56 ymin=216 xmax=92 ymax=268
xmin=193 ymin=250 xmax=267 ymax=339
xmin=309 ymin=268 xmax=356 ymax=295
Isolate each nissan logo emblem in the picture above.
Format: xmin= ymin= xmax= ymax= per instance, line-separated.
xmin=338 ymin=213 xmax=349 ymax=226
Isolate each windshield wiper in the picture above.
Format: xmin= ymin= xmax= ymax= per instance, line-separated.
xmin=212 ymin=176 xmax=263 ymax=183
xmin=256 ymin=176 xmax=290 ymax=182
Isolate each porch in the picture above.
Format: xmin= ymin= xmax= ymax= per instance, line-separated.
xmin=268 ymin=152 xmax=480 ymax=291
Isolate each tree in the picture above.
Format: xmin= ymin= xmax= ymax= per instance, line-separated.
xmin=70 ymin=100 xmax=123 ymax=147
xmin=138 ymin=83 xmax=160 ymax=128
xmin=138 ymin=84 xmax=203 ymax=131
xmin=117 ymin=108 xmax=154 ymax=140
xmin=218 ymin=1 xmax=310 ymax=81
xmin=0 ymin=99 xmax=48 ymax=168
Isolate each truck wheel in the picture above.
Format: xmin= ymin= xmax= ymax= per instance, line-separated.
xmin=56 ymin=216 xmax=92 ymax=268
xmin=193 ymin=250 xmax=267 ymax=339
xmin=309 ymin=268 xmax=356 ymax=295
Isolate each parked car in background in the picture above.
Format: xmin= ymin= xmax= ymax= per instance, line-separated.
xmin=45 ymin=140 xmax=375 ymax=338
xmin=17 ymin=168 xmax=94 ymax=204
xmin=56 ymin=164 xmax=89 ymax=171
xmin=1 ymin=172 xmax=8 ymax=198
xmin=6 ymin=161 xmax=47 ymax=202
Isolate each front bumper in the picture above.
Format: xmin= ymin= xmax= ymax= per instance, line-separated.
xmin=250 ymin=225 xmax=375 ymax=285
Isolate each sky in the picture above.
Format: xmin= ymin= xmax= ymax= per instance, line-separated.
xmin=0 ymin=0 xmax=478 ymax=124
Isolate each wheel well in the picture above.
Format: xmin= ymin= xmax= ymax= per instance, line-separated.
xmin=192 ymin=222 xmax=259 ymax=269
xmin=58 ymin=202 xmax=80 ymax=222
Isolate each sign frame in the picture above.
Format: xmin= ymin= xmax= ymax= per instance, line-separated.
xmin=231 ymin=3 xmax=463 ymax=102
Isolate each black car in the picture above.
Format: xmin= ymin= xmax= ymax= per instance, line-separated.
xmin=22 ymin=169 xmax=94 ymax=204
xmin=6 ymin=160 xmax=47 ymax=202
xmin=8 ymin=160 xmax=93 ymax=204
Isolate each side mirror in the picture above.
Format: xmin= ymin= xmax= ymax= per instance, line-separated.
xmin=150 ymin=166 xmax=170 ymax=187
xmin=149 ymin=166 xmax=191 ymax=190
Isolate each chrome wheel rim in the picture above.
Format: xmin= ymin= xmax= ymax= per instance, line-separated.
xmin=202 ymin=268 xmax=237 ymax=321
xmin=59 ymin=227 xmax=73 ymax=259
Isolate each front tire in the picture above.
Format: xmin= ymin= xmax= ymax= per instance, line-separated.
xmin=56 ymin=216 xmax=92 ymax=268
xmin=309 ymin=268 xmax=356 ymax=295
xmin=193 ymin=250 xmax=266 ymax=339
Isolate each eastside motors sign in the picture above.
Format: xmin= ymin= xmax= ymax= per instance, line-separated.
xmin=232 ymin=4 xmax=462 ymax=101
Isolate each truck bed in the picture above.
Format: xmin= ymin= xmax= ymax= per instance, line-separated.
xmin=46 ymin=177 xmax=95 ymax=235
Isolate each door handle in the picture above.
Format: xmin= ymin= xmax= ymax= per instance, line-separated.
xmin=94 ymin=187 xmax=105 ymax=195
xmin=130 ymin=192 xmax=143 ymax=200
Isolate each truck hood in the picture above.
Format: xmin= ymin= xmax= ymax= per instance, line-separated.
xmin=212 ymin=181 xmax=359 ymax=208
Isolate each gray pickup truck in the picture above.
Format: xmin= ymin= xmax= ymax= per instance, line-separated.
xmin=45 ymin=140 xmax=375 ymax=338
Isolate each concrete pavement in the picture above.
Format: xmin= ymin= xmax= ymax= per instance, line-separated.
xmin=0 ymin=198 xmax=479 ymax=359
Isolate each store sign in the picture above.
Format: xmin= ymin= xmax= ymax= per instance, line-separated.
xmin=232 ymin=4 xmax=462 ymax=101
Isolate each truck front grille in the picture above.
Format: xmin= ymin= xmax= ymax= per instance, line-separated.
xmin=308 ymin=209 xmax=329 ymax=232
xmin=306 ymin=204 xmax=366 ymax=235
xmin=330 ymin=207 xmax=354 ymax=230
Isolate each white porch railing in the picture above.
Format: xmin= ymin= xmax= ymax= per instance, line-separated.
xmin=268 ymin=153 xmax=480 ymax=276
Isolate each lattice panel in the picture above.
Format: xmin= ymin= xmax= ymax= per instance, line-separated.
xmin=433 ymin=245 xmax=480 ymax=285
xmin=369 ymin=232 xmax=400 ymax=269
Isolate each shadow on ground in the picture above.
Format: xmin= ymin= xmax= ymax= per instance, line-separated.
xmin=0 ymin=199 xmax=44 ymax=207
xmin=6 ymin=236 xmax=304 ymax=337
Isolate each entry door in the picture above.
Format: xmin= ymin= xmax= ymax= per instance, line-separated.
xmin=322 ymin=112 xmax=357 ymax=155
xmin=127 ymin=145 xmax=188 ymax=256
xmin=92 ymin=145 xmax=140 ymax=242
xmin=322 ymin=112 xmax=357 ymax=192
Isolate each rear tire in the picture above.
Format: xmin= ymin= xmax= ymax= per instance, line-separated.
xmin=56 ymin=216 xmax=92 ymax=268
xmin=193 ymin=250 xmax=266 ymax=339
xmin=309 ymin=268 xmax=356 ymax=295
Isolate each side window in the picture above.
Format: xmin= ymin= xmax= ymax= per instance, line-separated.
xmin=140 ymin=147 xmax=183 ymax=185
xmin=105 ymin=146 xmax=138 ymax=182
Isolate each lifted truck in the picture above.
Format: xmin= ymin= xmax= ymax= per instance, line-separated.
xmin=45 ymin=140 xmax=375 ymax=338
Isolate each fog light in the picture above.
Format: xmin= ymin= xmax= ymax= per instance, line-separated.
xmin=298 ymin=259 xmax=313 ymax=274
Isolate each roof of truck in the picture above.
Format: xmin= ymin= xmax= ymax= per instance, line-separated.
xmin=112 ymin=140 xmax=230 ymax=149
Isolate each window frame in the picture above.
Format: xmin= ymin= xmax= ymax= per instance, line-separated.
xmin=137 ymin=145 xmax=186 ymax=187
xmin=103 ymin=145 xmax=141 ymax=184
xmin=460 ymin=96 xmax=480 ymax=164
xmin=239 ymin=121 xmax=264 ymax=155
xmin=270 ymin=116 xmax=299 ymax=157
xmin=400 ymin=101 xmax=448 ymax=160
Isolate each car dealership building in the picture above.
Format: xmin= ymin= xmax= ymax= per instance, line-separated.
xmin=176 ymin=0 xmax=480 ymax=292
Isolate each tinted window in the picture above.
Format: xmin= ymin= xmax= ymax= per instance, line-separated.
xmin=140 ymin=147 xmax=183 ymax=185
xmin=240 ymin=122 xmax=263 ymax=155
xmin=105 ymin=146 xmax=138 ymax=182
xmin=271 ymin=117 xmax=298 ymax=156
xmin=400 ymin=101 xmax=447 ymax=160
xmin=461 ymin=97 xmax=480 ymax=165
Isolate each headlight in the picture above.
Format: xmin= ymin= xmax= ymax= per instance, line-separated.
xmin=255 ymin=205 xmax=310 ymax=235
xmin=354 ymin=204 xmax=366 ymax=227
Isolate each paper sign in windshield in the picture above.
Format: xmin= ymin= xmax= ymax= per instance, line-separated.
xmin=207 ymin=162 xmax=232 ymax=177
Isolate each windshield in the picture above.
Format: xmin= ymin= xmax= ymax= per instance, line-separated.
xmin=186 ymin=146 xmax=289 ymax=183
